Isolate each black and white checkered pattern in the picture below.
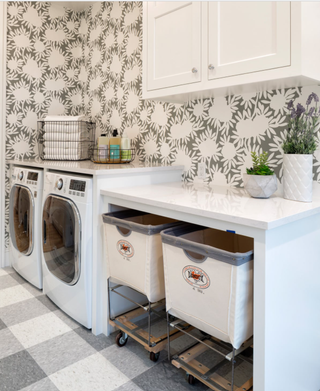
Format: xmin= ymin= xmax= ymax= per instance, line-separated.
xmin=0 ymin=267 xmax=211 ymax=391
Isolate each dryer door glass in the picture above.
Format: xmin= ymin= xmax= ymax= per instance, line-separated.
xmin=10 ymin=185 xmax=34 ymax=255
xmin=42 ymin=195 xmax=81 ymax=285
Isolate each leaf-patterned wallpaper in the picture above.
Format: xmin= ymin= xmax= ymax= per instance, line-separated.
xmin=5 ymin=1 xmax=320 ymax=248
xmin=79 ymin=1 xmax=320 ymax=186
xmin=5 ymin=1 xmax=83 ymax=248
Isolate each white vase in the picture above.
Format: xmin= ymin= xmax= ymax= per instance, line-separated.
xmin=243 ymin=173 xmax=278 ymax=199
xmin=283 ymin=154 xmax=313 ymax=202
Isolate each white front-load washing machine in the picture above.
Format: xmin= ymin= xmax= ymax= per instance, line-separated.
xmin=42 ymin=171 xmax=93 ymax=328
xmin=9 ymin=166 xmax=43 ymax=289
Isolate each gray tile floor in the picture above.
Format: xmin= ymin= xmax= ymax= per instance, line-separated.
xmin=0 ymin=267 xmax=252 ymax=391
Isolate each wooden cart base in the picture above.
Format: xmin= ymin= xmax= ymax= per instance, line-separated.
xmin=172 ymin=339 xmax=253 ymax=391
xmin=109 ymin=301 xmax=194 ymax=360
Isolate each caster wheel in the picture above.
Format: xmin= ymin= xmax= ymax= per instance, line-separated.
xmin=187 ymin=374 xmax=195 ymax=385
xmin=116 ymin=331 xmax=128 ymax=347
xmin=149 ymin=351 xmax=160 ymax=362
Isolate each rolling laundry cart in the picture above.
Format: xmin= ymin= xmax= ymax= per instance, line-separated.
xmin=103 ymin=210 xmax=189 ymax=361
xmin=161 ymin=224 xmax=254 ymax=390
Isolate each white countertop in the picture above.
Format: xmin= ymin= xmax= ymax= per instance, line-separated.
xmin=7 ymin=158 xmax=184 ymax=176
xmin=101 ymin=181 xmax=320 ymax=230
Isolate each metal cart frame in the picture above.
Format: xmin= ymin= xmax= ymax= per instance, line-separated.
xmin=108 ymin=281 xmax=193 ymax=362
xmin=167 ymin=316 xmax=253 ymax=391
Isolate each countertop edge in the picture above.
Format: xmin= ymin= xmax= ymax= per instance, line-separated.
xmin=101 ymin=187 xmax=320 ymax=231
xmin=7 ymin=160 xmax=184 ymax=176
xmin=93 ymin=165 xmax=184 ymax=175
xmin=266 ymin=206 xmax=320 ymax=230
xmin=100 ymin=188 xmax=270 ymax=230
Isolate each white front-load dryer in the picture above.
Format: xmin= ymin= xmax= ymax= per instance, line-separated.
xmin=42 ymin=172 xmax=93 ymax=328
xmin=9 ymin=166 xmax=44 ymax=289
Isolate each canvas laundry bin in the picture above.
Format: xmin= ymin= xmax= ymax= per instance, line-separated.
xmin=161 ymin=224 xmax=254 ymax=349
xmin=103 ymin=210 xmax=180 ymax=303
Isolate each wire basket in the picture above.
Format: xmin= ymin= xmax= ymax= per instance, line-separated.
xmin=89 ymin=145 xmax=136 ymax=164
xmin=37 ymin=120 xmax=95 ymax=161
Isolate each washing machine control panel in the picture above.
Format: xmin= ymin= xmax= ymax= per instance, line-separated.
xmin=69 ymin=180 xmax=86 ymax=193
xmin=27 ymin=172 xmax=38 ymax=182
xmin=56 ymin=178 xmax=63 ymax=190
xmin=68 ymin=180 xmax=87 ymax=198
xmin=12 ymin=167 xmax=43 ymax=191
xmin=45 ymin=173 xmax=92 ymax=203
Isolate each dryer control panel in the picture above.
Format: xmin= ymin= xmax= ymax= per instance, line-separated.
xmin=70 ymin=180 xmax=86 ymax=193
xmin=27 ymin=172 xmax=38 ymax=182
xmin=11 ymin=167 xmax=43 ymax=191
xmin=68 ymin=179 xmax=87 ymax=199
xmin=45 ymin=173 xmax=92 ymax=204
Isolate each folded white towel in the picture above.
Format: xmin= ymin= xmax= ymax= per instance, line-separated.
xmin=43 ymin=115 xmax=89 ymax=122
xmin=44 ymin=148 xmax=85 ymax=154
xmin=43 ymin=133 xmax=90 ymax=142
xmin=44 ymin=155 xmax=89 ymax=160
xmin=44 ymin=146 xmax=87 ymax=153
xmin=44 ymin=141 xmax=86 ymax=150
xmin=44 ymin=151 xmax=88 ymax=157
xmin=43 ymin=123 xmax=90 ymax=135
xmin=44 ymin=124 xmax=83 ymax=132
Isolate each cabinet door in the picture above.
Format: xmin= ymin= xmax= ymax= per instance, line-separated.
xmin=146 ymin=2 xmax=201 ymax=91
xmin=207 ymin=2 xmax=291 ymax=80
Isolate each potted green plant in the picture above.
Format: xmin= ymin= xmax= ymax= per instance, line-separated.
xmin=243 ymin=151 xmax=277 ymax=199
xmin=282 ymin=93 xmax=319 ymax=202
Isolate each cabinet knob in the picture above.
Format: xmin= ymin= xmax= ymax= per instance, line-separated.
xmin=208 ymin=64 xmax=215 ymax=70
xmin=191 ymin=67 xmax=198 ymax=74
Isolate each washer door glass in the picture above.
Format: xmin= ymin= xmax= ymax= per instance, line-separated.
xmin=43 ymin=195 xmax=81 ymax=285
xmin=10 ymin=185 xmax=34 ymax=255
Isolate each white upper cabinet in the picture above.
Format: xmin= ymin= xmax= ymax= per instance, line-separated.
xmin=143 ymin=2 xmax=320 ymax=103
xmin=207 ymin=2 xmax=291 ymax=80
xmin=146 ymin=2 xmax=201 ymax=90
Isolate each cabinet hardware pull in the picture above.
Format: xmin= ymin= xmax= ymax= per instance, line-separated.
xmin=191 ymin=67 xmax=198 ymax=74
xmin=208 ymin=64 xmax=215 ymax=70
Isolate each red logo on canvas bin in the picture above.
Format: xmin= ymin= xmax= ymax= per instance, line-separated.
xmin=117 ymin=240 xmax=134 ymax=258
xmin=182 ymin=266 xmax=210 ymax=289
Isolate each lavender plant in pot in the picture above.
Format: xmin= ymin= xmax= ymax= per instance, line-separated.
xmin=283 ymin=93 xmax=320 ymax=202
xmin=243 ymin=151 xmax=277 ymax=199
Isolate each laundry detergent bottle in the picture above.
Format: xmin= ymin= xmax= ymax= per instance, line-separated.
xmin=109 ymin=129 xmax=121 ymax=163
xmin=121 ymin=132 xmax=131 ymax=162
xmin=97 ymin=134 xmax=109 ymax=163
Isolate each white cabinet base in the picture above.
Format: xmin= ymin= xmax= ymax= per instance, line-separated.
xmin=101 ymin=186 xmax=320 ymax=391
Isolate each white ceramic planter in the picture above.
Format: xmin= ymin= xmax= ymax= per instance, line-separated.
xmin=283 ymin=154 xmax=313 ymax=202
xmin=243 ymin=173 xmax=278 ymax=199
